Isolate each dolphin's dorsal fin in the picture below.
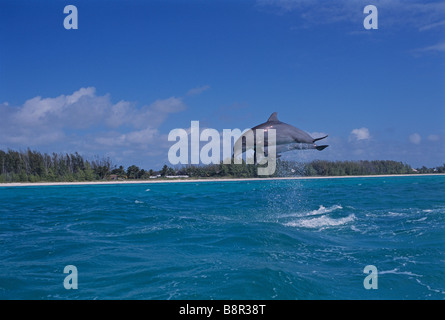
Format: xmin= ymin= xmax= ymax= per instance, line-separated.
xmin=267 ymin=112 xmax=279 ymax=122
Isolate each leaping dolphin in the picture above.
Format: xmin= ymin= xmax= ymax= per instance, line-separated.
xmin=233 ymin=112 xmax=328 ymax=161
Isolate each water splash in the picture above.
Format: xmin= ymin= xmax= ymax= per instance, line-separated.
xmin=285 ymin=214 xmax=356 ymax=229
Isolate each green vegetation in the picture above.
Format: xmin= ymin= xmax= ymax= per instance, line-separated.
xmin=0 ymin=148 xmax=444 ymax=183
xmin=179 ymin=159 xmax=443 ymax=178
xmin=0 ymin=149 xmax=110 ymax=183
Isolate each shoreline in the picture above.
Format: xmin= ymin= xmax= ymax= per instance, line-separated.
xmin=0 ymin=173 xmax=443 ymax=187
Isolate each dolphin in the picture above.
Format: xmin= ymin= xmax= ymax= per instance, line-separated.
xmin=233 ymin=112 xmax=328 ymax=161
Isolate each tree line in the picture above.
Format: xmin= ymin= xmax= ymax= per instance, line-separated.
xmin=0 ymin=149 xmax=113 ymax=182
xmin=0 ymin=148 xmax=444 ymax=183
xmin=177 ymin=159 xmax=437 ymax=178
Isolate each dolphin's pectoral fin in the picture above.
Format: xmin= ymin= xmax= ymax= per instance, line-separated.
xmin=267 ymin=112 xmax=279 ymax=122
xmin=313 ymin=135 xmax=328 ymax=143
xmin=315 ymin=145 xmax=328 ymax=151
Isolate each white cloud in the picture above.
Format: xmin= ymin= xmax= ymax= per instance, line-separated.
xmin=186 ymin=85 xmax=211 ymax=96
xmin=105 ymin=100 xmax=134 ymax=128
xmin=350 ymin=127 xmax=370 ymax=141
xmin=132 ymin=97 xmax=186 ymax=129
xmin=409 ymin=133 xmax=422 ymax=144
xmin=6 ymin=87 xmax=187 ymax=132
xmin=11 ymin=87 xmax=108 ymax=129
xmin=0 ymin=87 xmax=189 ymax=166
xmin=427 ymin=134 xmax=440 ymax=141
xmin=419 ymin=19 xmax=445 ymax=31
xmin=95 ymin=128 xmax=159 ymax=147
xmin=257 ymin=0 xmax=362 ymax=24
xmin=412 ymin=41 xmax=445 ymax=55
xmin=150 ymin=97 xmax=186 ymax=113
xmin=257 ymin=0 xmax=445 ymax=31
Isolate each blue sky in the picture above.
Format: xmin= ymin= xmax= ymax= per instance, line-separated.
xmin=0 ymin=0 xmax=444 ymax=169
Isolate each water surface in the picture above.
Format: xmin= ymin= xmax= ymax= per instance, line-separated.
xmin=0 ymin=175 xmax=444 ymax=299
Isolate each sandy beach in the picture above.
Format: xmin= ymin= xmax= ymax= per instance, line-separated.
xmin=0 ymin=173 xmax=443 ymax=187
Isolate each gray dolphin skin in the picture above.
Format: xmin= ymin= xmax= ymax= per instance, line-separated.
xmin=234 ymin=112 xmax=328 ymax=160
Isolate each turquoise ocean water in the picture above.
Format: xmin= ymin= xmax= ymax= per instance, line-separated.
xmin=0 ymin=175 xmax=444 ymax=299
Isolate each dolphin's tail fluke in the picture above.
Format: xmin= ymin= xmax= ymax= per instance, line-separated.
xmin=313 ymin=135 xmax=328 ymax=143
xmin=315 ymin=145 xmax=329 ymax=151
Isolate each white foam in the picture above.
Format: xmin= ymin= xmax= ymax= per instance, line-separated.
xmin=379 ymin=269 xmax=422 ymax=277
xmin=388 ymin=211 xmax=404 ymax=217
xmin=408 ymin=217 xmax=427 ymax=222
xmin=285 ymin=214 xmax=356 ymax=229
xmin=280 ymin=205 xmax=343 ymax=218
xmin=415 ymin=278 xmax=445 ymax=294
xmin=145 ymin=188 xmax=151 ymax=192
xmin=309 ymin=205 xmax=343 ymax=216
xmin=135 ymin=200 xmax=144 ymax=204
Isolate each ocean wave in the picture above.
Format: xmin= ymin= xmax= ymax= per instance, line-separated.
xmin=379 ymin=269 xmax=422 ymax=277
xmin=407 ymin=217 xmax=427 ymax=223
xmin=285 ymin=214 xmax=356 ymax=229
xmin=308 ymin=205 xmax=343 ymax=216
xmin=387 ymin=211 xmax=404 ymax=217
xmin=421 ymin=207 xmax=445 ymax=214
xmin=280 ymin=204 xmax=343 ymax=218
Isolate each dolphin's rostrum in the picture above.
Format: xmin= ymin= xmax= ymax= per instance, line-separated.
xmin=233 ymin=112 xmax=328 ymax=162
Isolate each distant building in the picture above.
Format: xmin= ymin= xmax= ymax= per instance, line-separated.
xmin=109 ymin=174 xmax=118 ymax=180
